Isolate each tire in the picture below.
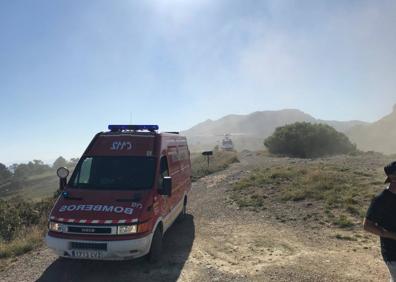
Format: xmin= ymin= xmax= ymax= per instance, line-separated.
xmin=147 ymin=227 xmax=162 ymax=263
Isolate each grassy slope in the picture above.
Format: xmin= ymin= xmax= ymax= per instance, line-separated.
xmin=0 ymin=170 xmax=68 ymax=268
xmin=231 ymin=152 xmax=391 ymax=228
xmin=0 ymin=171 xmax=65 ymax=201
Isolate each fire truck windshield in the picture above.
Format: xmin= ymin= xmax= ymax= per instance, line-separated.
xmin=69 ymin=156 xmax=156 ymax=190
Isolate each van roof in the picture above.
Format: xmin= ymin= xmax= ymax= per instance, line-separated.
xmin=101 ymin=131 xmax=157 ymax=137
xmin=108 ymin=124 xmax=159 ymax=132
xmin=82 ymin=126 xmax=185 ymax=157
xmin=101 ymin=125 xmax=182 ymax=137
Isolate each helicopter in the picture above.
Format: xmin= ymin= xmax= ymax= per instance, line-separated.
xmin=220 ymin=134 xmax=234 ymax=151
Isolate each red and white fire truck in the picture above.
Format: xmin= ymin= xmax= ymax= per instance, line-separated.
xmin=45 ymin=125 xmax=192 ymax=262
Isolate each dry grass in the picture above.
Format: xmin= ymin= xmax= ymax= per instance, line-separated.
xmin=0 ymin=226 xmax=44 ymax=271
xmin=191 ymin=150 xmax=238 ymax=181
xmin=231 ymin=154 xmax=389 ymax=228
xmin=0 ymin=226 xmax=43 ymax=259
xmin=0 ymin=197 xmax=53 ymax=269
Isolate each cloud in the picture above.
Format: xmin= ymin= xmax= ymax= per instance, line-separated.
xmin=146 ymin=0 xmax=213 ymax=34
xmin=163 ymin=0 xmax=396 ymax=124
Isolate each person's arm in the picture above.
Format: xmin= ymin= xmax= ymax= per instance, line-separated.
xmin=363 ymin=218 xmax=396 ymax=240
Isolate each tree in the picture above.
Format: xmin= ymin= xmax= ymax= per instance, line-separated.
xmin=8 ymin=164 xmax=18 ymax=173
xmin=13 ymin=160 xmax=51 ymax=180
xmin=13 ymin=164 xmax=29 ymax=179
xmin=0 ymin=163 xmax=12 ymax=184
xmin=264 ymin=122 xmax=356 ymax=158
xmin=31 ymin=160 xmax=51 ymax=174
xmin=53 ymin=156 xmax=68 ymax=169
xmin=68 ymin=158 xmax=79 ymax=168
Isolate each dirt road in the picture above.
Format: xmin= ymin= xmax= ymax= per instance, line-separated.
xmin=0 ymin=153 xmax=389 ymax=281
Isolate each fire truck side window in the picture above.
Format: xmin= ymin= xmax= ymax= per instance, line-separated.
xmin=159 ymin=156 xmax=169 ymax=188
xmin=77 ymin=157 xmax=93 ymax=184
xmin=160 ymin=156 xmax=169 ymax=178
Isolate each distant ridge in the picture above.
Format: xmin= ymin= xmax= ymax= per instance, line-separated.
xmin=347 ymin=105 xmax=396 ymax=154
xmin=182 ymin=109 xmax=368 ymax=152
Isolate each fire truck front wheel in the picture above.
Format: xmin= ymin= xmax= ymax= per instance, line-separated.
xmin=147 ymin=227 xmax=162 ymax=263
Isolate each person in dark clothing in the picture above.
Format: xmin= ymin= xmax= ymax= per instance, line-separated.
xmin=364 ymin=161 xmax=396 ymax=282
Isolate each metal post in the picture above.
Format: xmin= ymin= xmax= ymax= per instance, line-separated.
xmin=202 ymin=151 xmax=213 ymax=169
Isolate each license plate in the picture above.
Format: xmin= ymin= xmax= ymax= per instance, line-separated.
xmin=71 ymin=250 xmax=104 ymax=259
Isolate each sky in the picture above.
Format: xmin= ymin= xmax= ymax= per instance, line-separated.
xmin=0 ymin=0 xmax=395 ymax=164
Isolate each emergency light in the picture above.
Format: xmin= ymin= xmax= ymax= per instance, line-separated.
xmin=108 ymin=125 xmax=159 ymax=132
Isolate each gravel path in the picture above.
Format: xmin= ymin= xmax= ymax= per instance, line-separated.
xmin=0 ymin=153 xmax=389 ymax=281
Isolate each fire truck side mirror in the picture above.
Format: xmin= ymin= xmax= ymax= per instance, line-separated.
xmin=160 ymin=176 xmax=172 ymax=196
xmin=57 ymin=167 xmax=69 ymax=191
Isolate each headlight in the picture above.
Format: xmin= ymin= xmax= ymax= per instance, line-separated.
xmin=117 ymin=225 xmax=137 ymax=235
xmin=49 ymin=221 xmax=65 ymax=233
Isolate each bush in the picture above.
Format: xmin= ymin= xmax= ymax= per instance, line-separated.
xmin=264 ymin=122 xmax=356 ymax=158
xmin=0 ymin=197 xmax=53 ymax=241
xmin=0 ymin=163 xmax=12 ymax=185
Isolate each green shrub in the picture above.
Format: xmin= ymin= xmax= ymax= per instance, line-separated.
xmin=264 ymin=122 xmax=356 ymax=158
xmin=0 ymin=197 xmax=53 ymax=242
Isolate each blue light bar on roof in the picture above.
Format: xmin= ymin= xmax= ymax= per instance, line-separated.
xmin=108 ymin=124 xmax=159 ymax=132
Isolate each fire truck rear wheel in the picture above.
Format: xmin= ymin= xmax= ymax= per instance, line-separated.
xmin=148 ymin=227 xmax=162 ymax=263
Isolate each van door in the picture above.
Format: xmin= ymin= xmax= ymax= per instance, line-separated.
xmin=170 ymin=141 xmax=186 ymax=216
xmin=159 ymin=156 xmax=171 ymax=219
